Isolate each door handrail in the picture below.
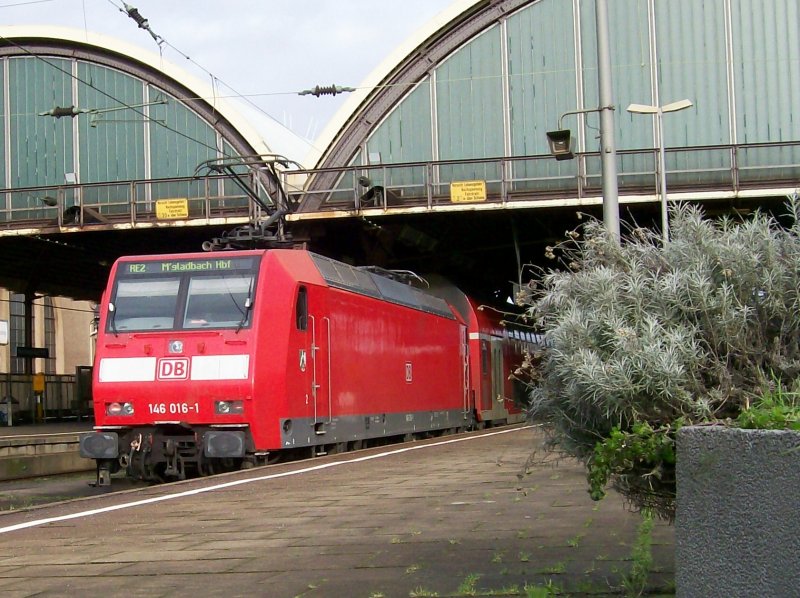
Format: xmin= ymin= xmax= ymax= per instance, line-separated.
xmin=323 ymin=316 xmax=332 ymax=423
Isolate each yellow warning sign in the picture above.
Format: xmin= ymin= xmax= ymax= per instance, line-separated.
xmin=450 ymin=180 xmax=487 ymax=203
xmin=156 ymin=198 xmax=189 ymax=219
xmin=32 ymin=373 xmax=45 ymax=393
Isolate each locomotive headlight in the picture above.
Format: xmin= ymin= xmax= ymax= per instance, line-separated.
xmin=215 ymin=400 xmax=244 ymax=415
xmin=107 ymin=402 xmax=134 ymax=416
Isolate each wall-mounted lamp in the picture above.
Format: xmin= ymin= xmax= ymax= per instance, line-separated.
xmin=545 ymin=129 xmax=574 ymax=161
xmin=38 ymin=196 xmax=58 ymax=207
xmin=546 ymin=107 xmax=612 ymax=161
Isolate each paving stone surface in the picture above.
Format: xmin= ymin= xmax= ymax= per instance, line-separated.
xmin=0 ymin=427 xmax=674 ymax=597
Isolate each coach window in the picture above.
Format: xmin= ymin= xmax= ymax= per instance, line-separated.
xmin=481 ymin=340 xmax=489 ymax=375
xmin=295 ymin=286 xmax=308 ymax=331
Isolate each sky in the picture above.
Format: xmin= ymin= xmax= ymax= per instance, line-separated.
xmin=1 ymin=0 xmax=458 ymax=153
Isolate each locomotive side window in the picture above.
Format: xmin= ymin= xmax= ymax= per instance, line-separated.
xmin=183 ymin=275 xmax=254 ymax=329
xmin=295 ymin=286 xmax=308 ymax=331
xmin=112 ymin=278 xmax=181 ymax=331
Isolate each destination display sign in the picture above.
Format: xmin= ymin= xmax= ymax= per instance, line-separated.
xmin=119 ymin=257 xmax=256 ymax=276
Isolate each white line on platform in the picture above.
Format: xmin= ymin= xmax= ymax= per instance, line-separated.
xmin=0 ymin=426 xmax=531 ymax=535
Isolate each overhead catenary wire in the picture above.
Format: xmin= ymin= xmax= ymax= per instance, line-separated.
xmin=104 ymin=0 xmax=322 ymax=153
xmin=0 ymin=296 xmax=97 ymax=315
xmin=0 ymin=0 xmax=57 ymax=7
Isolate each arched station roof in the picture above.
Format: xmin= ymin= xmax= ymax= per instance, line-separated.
xmin=302 ymin=0 xmax=800 ymax=214
xmin=284 ymin=0 xmax=800 ymax=302
xmin=0 ymin=26 xmax=308 ymax=299
xmin=0 ymin=25 xmax=309 ymax=166
xmin=308 ymin=0 xmax=485 ymax=167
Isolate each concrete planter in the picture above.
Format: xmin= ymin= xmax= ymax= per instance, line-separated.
xmin=676 ymin=426 xmax=800 ymax=597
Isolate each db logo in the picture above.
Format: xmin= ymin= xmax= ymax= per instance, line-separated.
xmin=157 ymin=358 xmax=190 ymax=380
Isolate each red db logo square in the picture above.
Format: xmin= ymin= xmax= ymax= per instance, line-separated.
xmin=157 ymin=358 xmax=189 ymax=380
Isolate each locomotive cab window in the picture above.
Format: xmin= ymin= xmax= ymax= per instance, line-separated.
xmin=111 ymin=278 xmax=181 ymax=331
xmin=295 ymin=286 xmax=308 ymax=331
xmin=183 ymin=276 xmax=253 ymax=329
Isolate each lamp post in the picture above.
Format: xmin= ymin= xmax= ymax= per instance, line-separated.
xmin=546 ymin=0 xmax=620 ymax=240
xmin=594 ymin=0 xmax=620 ymax=240
xmin=627 ymin=99 xmax=693 ymax=243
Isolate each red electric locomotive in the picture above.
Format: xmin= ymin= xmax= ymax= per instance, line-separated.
xmin=80 ymin=249 xmax=529 ymax=485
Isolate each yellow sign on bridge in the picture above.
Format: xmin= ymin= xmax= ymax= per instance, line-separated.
xmin=155 ymin=198 xmax=189 ymax=219
xmin=450 ymin=180 xmax=487 ymax=203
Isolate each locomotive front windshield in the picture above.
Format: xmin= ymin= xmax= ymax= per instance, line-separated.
xmin=107 ymin=257 xmax=259 ymax=332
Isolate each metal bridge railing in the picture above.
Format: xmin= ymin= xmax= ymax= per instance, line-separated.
xmin=0 ymin=174 xmax=256 ymax=233
xmin=289 ymin=141 xmax=800 ymax=215
xmin=0 ymin=142 xmax=798 ymax=231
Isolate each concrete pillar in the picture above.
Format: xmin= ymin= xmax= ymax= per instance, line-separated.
xmin=676 ymin=426 xmax=800 ymax=597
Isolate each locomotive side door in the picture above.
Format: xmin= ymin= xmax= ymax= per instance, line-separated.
xmin=461 ymin=324 xmax=471 ymax=417
xmin=480 ymin=339 xmax=493 ymax=411
xmin=305 ymin=287 xmax=331 ymax=433
xmin=491 ymin=338 xmax=505 ymax=414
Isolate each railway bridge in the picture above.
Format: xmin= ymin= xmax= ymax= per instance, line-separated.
xmin=0 ymin=143 xmax=795 ymax=302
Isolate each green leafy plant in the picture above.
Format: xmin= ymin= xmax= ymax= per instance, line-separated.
xmin=456 ymin=573 xmax=482 ymax=596
xmin=519 ymin=198 xmax=800 ymax=519
xmin=566 ymin=533 xmax=584 ymax=548
xmin=539 ymin=561 xmax=566 ymax=574
xmin=620 ymin=510 xmax=654 ymax=597
xmin=587 ymin=420 xmax=682 ymax=512
xmin=737 ymin=378 xmax=800 ymax=430
xmin=409 ymin=588 xmax=438 ymax=597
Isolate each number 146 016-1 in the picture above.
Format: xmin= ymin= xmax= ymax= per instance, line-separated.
xmin=148 ymin=403 xmax=199 ymax=415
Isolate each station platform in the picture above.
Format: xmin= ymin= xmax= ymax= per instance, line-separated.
xmin=0 ymin=426 xmax=675 ymax=596
xmin=0 ymin=420 xmax=95 ymax=481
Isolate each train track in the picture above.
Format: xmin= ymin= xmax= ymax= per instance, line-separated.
xmin=0 ymin=427 xmax=511 ymax=513
xmin=0 ymin=471 xmax=150 ymax=512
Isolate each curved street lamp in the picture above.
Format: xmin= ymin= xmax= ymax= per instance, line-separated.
xmin=627 ymin=99 xmax=693 ymax=243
